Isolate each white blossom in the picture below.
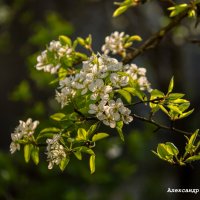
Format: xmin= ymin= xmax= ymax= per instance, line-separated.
xmin=35 ymin=40 xmax=73 ymax=74
xmin=10 ymin=118 xmax=39 ymax=154
xmin=101 ymin=31 xmax=127 ymax=55
xmin=55 ymin=53 xmax=151 ymax=128
xmin=88 ymin=98 xmax=133 ymax=128
xmin=46 ymin=134 xmax=66 ymax=169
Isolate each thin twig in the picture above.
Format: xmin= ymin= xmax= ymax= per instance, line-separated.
xmin=123 ymin=7 xmax=191 ymax=64
xmin=131 ymin=113 xmax=193 ymax=136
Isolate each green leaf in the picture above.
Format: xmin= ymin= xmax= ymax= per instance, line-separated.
xmin=36 ymin=133 xmax=55 ymax=141
xmin=40 ymin=127 xmax=60 ymax=134
xmin=128 ymin=35 xmax=142 ymax=42
xmin=31 ymin=146 xmax=39 ymax=165
xmin=168 ymin=76 xmax=174 ymax=94
xmin=59 ymin=157 xmax=70 ymax=171
xmin=185 ymin=129 xmax=199 ymax=153
xmin=50 ymin=113 xmax=66 ymax=121
xmin=73 ymin=150 xmax=82 ymax=160
xmin=167 ymin=105 xmax=182 ymax=114
xmin=157 ymin=144 xmax=170 ymax=159
xmin=151 ymin=89 xmax=165 ymax=97
xmin=185 ymin=154 xmax=200 ymax=162
xmin=178 ymin=109 xmax=194 ymax=120
xmin=172 ymin=99 xmax=188 ymax=104
xmin=116 ymin=121 xmax=124 ymax=141
xmin=92 ymin=133 xmax=109 ymax=142
xmin=113 ymin=6 xmax=128 ymax=17
xmin=166 ymin=142 xmax=179 ymax=156
xmin=123 ymin=87 xmax=147 ymax=101
xmin=168 ymin=4 xmax=188 ymax=17
xmin=24 ymin=144 xmax=32 ymax=163
xmin=77 ymin=37 xmax=85 ymax=46
xmin=80 ymin=146 xmax=95 ymax=155
xmin=178 ymin=102 xmax=190 ymax=112
xmin=159 ymin=105 xmax=169 ymax=116
xmin=75 ymin=52 xmax=88 ymax=60
xmin=87 ymin=122 xmax=99 ymax=137
xmin=86 ymin=34 xmax=92 ymax=45
xmin=59 ymin=35 xmax=72 ymax=46
xmin=89 ymin=155 xmax=95 ymax=174
xmin=117 ymin=89 xmax=132 ymax=104
xmin=77 ymin=128 xmax=88 ymax=141
xmin=168 ymin=93 xmax=185 ymax=100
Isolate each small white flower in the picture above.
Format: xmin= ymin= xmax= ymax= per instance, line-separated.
xmin=110 ymin=73 xmax=129 ymax=88
xmin=35 ymin=40 xmax=73 ymax=74
xmin=46 ymin=134 xmax=66 ymax=170
xmin=101 ymin=31 xmax=127 ymax=55
xmin=88 ymin=79 xmax=104 ymax=93
xmin=10 ymin=142 xmax=20 ymax=154
xmin=10 ymin=118 xmax=39 ymax=154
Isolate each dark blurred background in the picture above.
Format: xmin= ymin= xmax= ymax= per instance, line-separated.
xmin=0 ymin=0 xmax=200 ymax=199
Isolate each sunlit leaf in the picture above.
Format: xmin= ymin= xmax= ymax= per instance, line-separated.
xmin=113 ymin=6 xmax=128 ymax=17
xmin=117 ymin=89 xmax=132 ymax=104
xmin=92 ymin=133 xmax=109 ymax=142
xmin=185 ymin=154 xmax=200 ymax=162
xmin=168 ymin=76 xmax=174 ymax=94
xmin=77 ymin=128 xmax=88 ymax=141
xmin=116 ymin=121 xmax=124 ymax=141
xmin=89 ymin=155 xmax=95 ymax=174
xmin=50 ymin=113 xmax=66 ymax=121
xmin=59 ymin=157 xmax=70 ymax=171
xmin=24 ymin=144 xmax=32 ymax=163
xmin=31 ymin=146 xmax=39 ymax=165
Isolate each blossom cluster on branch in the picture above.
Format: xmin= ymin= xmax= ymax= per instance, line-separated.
xmin=9 ymin=0 xmax=200 ymax=174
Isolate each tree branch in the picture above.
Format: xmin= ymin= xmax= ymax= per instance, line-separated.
xmin=131 ymin=113 xmax=194 ymax=136
xmin=123 ymin=7 xmax=191 ymax=64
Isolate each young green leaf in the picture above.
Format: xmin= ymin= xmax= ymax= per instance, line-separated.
xmin=166 ymin=142 xmax=179 ymax=156
xmin=178 ymin=109 xmax=194 ymax=120
xmin=40 ymin=127 xmax=61 ymax=134
xmin=89 ymin=155 xmax=96 ymax=174
xmin=31 ymin=146 xmax=39 ymax=165
xmin=92 ymin=133 xmax=109 ymax=142
xmin=87 ymin=122 xmax=99 ymax=137
xmin=59 ymin=35 xmax=72 ymax=46
xmin=117 ymin=89 xmax=132 ymax=104
xmin=59 ymin=157 xmax=70 ymax=171
xmin=113 ymin=6 xmax=128 ymax=17
xmin=73 ymin=150 xmax=82 ymax=160
xmin=80 ymin=146 xmax=95 ymax=155
xmin=128 ymin=35 xmax=142 ymax=42
xmin=116 ymin=121 xmax=124 ymax=141
xmin=185 ymin=129 xmax=199 ymax=154
xmin=185 ymin=154 xmax=200 ymax=163
xmin=24 ymin=144 xmax=32 ymax=163
xmin=77 ymin=128 xmax=88 ymax=141
xmin=168 ymin=76 xmax=174 ymax=94
xmin=50 ymin=113 xmax=66 ymax=121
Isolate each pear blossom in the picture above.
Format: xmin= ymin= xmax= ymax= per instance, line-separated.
xmin=101 ymin=31 xmax=127 ymax=55
xmin=88 ymin=98 xmax=133 ymax=128
xmin=46 ymin=134 xmax=66 ymax=169
xmin=10 ymin=118 xmax=39 ymax=154
xmin=54 ymin=53 xmax=150 ymax=128
xmin=110 ymin=73 xmax=129 ymax=88
xmin=35 ymin=40 xmax=73 ymax=74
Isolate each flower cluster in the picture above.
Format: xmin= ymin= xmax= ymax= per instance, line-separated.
xmin=101 ymin=31 xmax=128 ymax=55
xmin=89 ymin=98 xmax=133 ymax=128
xmin=56 ymin=54 xmax=151 ymax=128
xmin=46 ymin=134 xmax=66 ymax=169
xmin=10 ymin=118 xmax=39 ymax=154
xmin=36 ymin=40 xmax=73 ymax=74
